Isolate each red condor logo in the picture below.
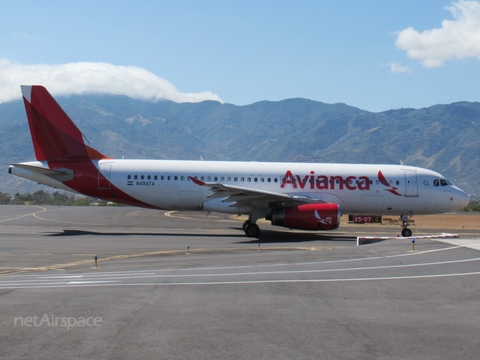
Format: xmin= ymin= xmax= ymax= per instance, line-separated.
xmin=378 ymin=170 xmax=402 ymax=196
xmin=280 ymin=170 xmax=370 ymax=191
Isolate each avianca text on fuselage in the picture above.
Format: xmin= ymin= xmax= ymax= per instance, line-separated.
xmin=280 ymin=170 xmax=370 ymax=191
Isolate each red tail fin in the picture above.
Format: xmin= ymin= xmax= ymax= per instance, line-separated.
xmin=21 ymin=85 xmax=109 ymax=161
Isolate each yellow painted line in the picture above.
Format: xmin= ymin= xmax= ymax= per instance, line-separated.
xmin=0 ymin=246 xmax=337 ymax=276
xmin=0 ymin=206 xmax=47 ymax=223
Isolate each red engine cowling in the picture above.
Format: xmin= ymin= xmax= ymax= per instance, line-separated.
xmin=270 ymin=203 xmax=341 ymax=231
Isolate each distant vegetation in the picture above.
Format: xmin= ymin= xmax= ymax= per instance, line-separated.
xmin=465 ymin=201 xmax=480 ymax=212
xmin=0 ymin=190 xmax=122 ymax=206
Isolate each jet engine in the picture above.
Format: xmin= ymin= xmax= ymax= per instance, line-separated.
xmin=270 ymin=203 xmax=341 ymax=231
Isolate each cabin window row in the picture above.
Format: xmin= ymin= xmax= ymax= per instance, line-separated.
xmin=126 ymin=175 xmax=400 ymax=186
xmin=127 ymin=174 xmax=281 ymax=183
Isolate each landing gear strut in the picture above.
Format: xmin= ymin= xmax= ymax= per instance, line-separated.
xmin=400 ymin=214 xmax=413 ymax=237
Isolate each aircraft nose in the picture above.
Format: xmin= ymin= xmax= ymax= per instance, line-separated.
xmin=452 ymin=187 xmax=470 ymax=210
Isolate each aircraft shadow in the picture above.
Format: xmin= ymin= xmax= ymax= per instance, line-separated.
xmin=45 ymin=229 xmax=246 ymax=238
xmin=230 ymin=227 xmax=356 ymax=243
xmin=44 ymin=229 xmax=356 ymax=243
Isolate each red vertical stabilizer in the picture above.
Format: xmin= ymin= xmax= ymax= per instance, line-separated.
xmin=21 ymin=85 xmax=109 ymax=161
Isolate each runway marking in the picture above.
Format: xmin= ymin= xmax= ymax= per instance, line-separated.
xmin=0 ymin=205 xmax=104 ymax=227
xmin=1 ymin=253 xmax=480 ymax=290
xmin=31 ymin=208 xmax=103 ymax=226
xmin=385 ymin=245 xmax=463 ymax=257
xmin=67 ymin=281 xmax=118 ymax=285
xmin=1 ymin=271 xmax=480 ymax=289
xmin=1 ymin=245 xmax=464 ymax=277
xmin=0 ymin=206 xmax=47 ymax=223
xmin=44 ymin=257 xmax=480 ymax=280
xmin=0 ymin=246 xmax=331 ymax=275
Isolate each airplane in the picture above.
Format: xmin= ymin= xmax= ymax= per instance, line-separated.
xmin=9 ymin=85 xmax=470 ymax=238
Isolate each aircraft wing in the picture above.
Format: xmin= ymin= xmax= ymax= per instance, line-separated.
xmin=189 ymin=176 xmax=322 ymax=208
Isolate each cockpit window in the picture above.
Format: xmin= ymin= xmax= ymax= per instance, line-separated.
xmin=434 ymin=178 xmax=451 ymax=186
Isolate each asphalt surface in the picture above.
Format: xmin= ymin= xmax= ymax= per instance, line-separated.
xmin=1 ymin=205 xmax=479 ymax=359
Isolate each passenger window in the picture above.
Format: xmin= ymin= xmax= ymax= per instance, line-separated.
xmin=134 ymin=175 xmax=138 ymax=180
xmin=214 ymin=176 xmax=218 ymax=181
xmin=181 ymin=176 xmax=185 ymax=181
xmin=227 ymin=177 xmax=231 ymax=182
xmin=241 ymin=177 xmax=245 ymax=182
xmin=127 ymin=175 xmax=131 ymax=179
xmin=234 ymin=177 xmax=238 ymax=182
xmin=147 ymin=175 xmax=151 ymax=180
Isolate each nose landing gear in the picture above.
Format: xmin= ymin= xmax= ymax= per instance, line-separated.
xmin=400 ymin=214 xmax=413 ymax=237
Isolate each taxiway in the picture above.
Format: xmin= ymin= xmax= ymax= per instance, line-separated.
xmin=0 ymin=206 xmax=479 ymax=359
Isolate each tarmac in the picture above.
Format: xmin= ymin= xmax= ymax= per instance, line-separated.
xmin=0 ymin=205 xmax=479 ymax=359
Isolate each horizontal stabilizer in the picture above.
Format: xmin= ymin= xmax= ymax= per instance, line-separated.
xmin=9 ymin=163 xmax=74 ymax=182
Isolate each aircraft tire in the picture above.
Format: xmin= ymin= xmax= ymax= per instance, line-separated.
xmin=245 ymin=223 xmax=260 ymax=238
xmin=401 ymin=228 xmax=412 ymax=237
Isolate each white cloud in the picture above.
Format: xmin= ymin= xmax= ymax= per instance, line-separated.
xmin=395 ymin=0 xmax=480 ymax=67
xmin=0 ymin=59 xmax=223 ymax=104
xmin=388 ymin=62 xmax=412 ymax=73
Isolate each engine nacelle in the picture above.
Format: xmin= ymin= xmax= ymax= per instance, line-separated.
xmin=270 ymin=203 xmax=341 ymax=231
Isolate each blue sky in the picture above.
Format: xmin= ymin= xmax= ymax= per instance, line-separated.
xmin=1 ymin=0 xmax=479 ymax=112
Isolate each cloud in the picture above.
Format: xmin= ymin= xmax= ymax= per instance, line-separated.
xmin=395 ymin=0 xmax=480 ymax=67
xmin=0 ymin=59 xmax=223 ymax=104
xmin=388 ymin=62 xmax=412 ymax=73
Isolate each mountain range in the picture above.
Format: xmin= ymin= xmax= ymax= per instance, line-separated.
xmin=1 ymin=95 xmax=478 ymax=198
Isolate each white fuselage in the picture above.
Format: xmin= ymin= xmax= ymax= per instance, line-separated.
xmin=11 ymin=159 xmax=470 ymax=217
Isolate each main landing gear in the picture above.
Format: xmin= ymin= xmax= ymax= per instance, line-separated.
xmin=400 ymin=214 xmax=413 ymax=237
xmin=242 ymin=210 xmax=263 ymax=238
xmin=243 ymin=220 xmax=260 ymax=238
